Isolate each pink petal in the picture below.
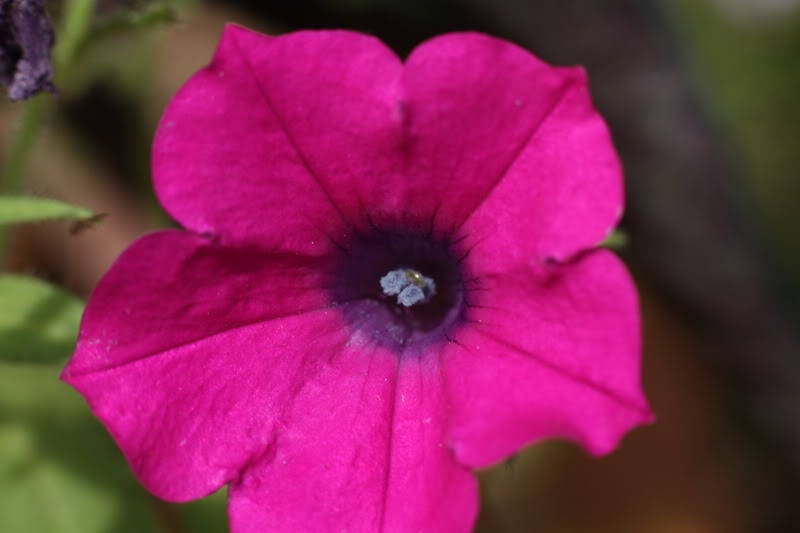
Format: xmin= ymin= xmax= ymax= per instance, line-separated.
xmin=401 ymin=32 xmax=591 ymax=238
xmin=156 ymin=27 xmax=619 ymax=259
xmin=63 ymin=230 xmax=331 ymax=376
xmin=65 ymin=308 xmax=348 ymax=501
xmin=446 ymin=250 xmax=652 ymax=466
xmin=62 ymin=230 xmax=342 ymax=500
xmin=153 ymin=24 xmax=405 ymax=252
xmin=455 ymin=73 xmax=624 ymax=264
xmin=228 ymin=347 xmax=477 ymax=533
xmin=231 ymin=27 xmax=409 ymax=230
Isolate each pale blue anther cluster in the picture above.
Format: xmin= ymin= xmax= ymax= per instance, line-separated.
xmin=380 ymin=268 xmax=437 ymax=307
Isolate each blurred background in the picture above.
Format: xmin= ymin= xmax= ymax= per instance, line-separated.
xmin=1 ymin=0 xmax=799 ymax=531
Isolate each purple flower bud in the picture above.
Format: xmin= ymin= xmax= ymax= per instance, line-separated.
xmin=0 ymin=0 xmax=56 ymax=101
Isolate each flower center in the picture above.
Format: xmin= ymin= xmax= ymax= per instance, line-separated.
xmin=329 ymin=228 xmax=465 ymax=354
xmin=379 ymin=268 xmax=436 ymax=307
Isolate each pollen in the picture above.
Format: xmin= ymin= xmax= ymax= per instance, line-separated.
xmin=380 ymin=268 xmax=436 ymax=306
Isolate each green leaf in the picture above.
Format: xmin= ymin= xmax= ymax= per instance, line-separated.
xmin=0 ymin=364 xmax=160 ymax=533
xmin=0 ymin=275 xmax=84 ymax=364
xmin=0 ymin=196 xmax=95 ymax=226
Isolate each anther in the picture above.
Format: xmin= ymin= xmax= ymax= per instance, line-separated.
xmin=380 ymin=268 xmax=436 ymax=307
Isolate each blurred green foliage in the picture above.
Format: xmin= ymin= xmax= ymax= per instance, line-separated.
xmin=0 ymin=2 xmax=199 ymax=531
xmin=0 ymin=275 xmax=83 ymax=364
xmin=667 ymin=0 xmax=800 ymax=297
xmin=177 ymin=490 xmax=229 ymax=533
xmin=0 ymin=365 xmax=159 ymax=532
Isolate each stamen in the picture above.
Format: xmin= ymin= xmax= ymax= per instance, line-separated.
xmin=380 ymin=268 xmax=436 ymax=307
xmin=379 ymin=269 xmax=407 ymax=296
xmin=398 ymin=285 xmax=425 ymax=307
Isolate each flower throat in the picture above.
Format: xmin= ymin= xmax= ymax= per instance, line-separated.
xmin=329 ymin=228 xmax=465 ymax=353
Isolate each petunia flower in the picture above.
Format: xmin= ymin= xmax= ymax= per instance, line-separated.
xmin=0 ymin=0 xmax=55 ymax=101
xmin=62 ymin=24 xmax=652 ymax=532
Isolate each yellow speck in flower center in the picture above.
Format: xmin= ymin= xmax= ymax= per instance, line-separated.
xmin=405 ymin=269 xmax=426 ymax=287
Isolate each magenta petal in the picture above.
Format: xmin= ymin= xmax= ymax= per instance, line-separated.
xmin=401 ymin=32 xmax=584 ymax=234
xmin=447 ymin=250 xmax=652 ymax=466
xmin=61 ymin=230 xmax=341 ymax=500
xmin=153 ymin=24 xmax=406 ymax=250
xmin=456 ymin=75 xmax=624 ymax=263
xmin=64 ymin=308 xmax=348 ymax=501
xmin=228 ymin=350 xmax=477 ymax=533
xmin=153 ymin=26 xmax=343 ymax=253
xmin=62 ymin=230 xmax=331 ymax=376
xmin=230 ymin=27 xmax=408 ymax=229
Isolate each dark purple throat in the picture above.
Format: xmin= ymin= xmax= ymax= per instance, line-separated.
xmin=329 ymin=227 xmax=467 ymax=355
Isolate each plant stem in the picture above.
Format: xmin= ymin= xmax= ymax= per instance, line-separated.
xmin=0 ymin=98 xmax=47 ymax=263
xmin=1 ymin=97 xmax=46 ymax=194
xmin=56 ymin=0 xmax=98 ymax=69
